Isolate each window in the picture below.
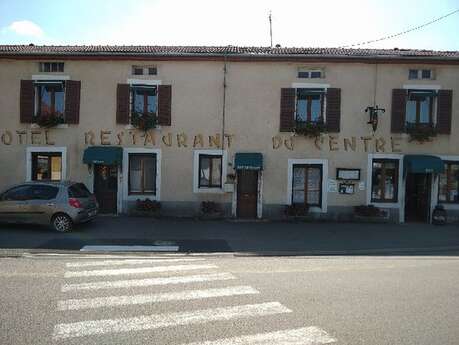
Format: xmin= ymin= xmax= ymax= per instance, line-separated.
xmin=35 ymin=82 xmax=65 ymax=119
xmin=1 ymin=185 xmax=32 ymax=201
xmin=298 ymin=68 xmax=323 ymax=79
xmin=408 ymin=69 xmax=433 ymax=80
xmin=296 ymin=88 xmax=324 ymax=123
xmin=31 ymin=153 xmax=62 ymax=181
xmin=128 ymin=154 xmax=157 ymax=194
xmin=198 ymin=155 xmax=222 ymax=188
xmin=131 ymin=66 xmax=157 ymax=76
xmin=68 ymin=183 xmax=91 ymax=198
xmin=292 ymin=164 xmax=322 ymax=207
xmin=29 ymin=185 xmax=59 ymax=200
xmin=371 ymin=159 xmax=399 ymax=202
xmin=406 ymin=90 xmax=434 ymax=125
xmin=131 ymin=86 xmax=157 ymax=116
xmin=39 ymin=62 xmax=64 ymax=73
xmin=439 ymin=162 xmax=459 ymax=203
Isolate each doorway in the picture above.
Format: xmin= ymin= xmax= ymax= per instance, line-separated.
xmin=236 ymin=170 xmax=258 ymax=218
xmin=94 ymin=164 xmax=118 ymax=214
xmin=405 ymin=173 xmax=431 ymax=223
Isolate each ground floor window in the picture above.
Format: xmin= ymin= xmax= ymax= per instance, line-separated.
xmin=371 ymin=159 xmax=399 ymax=202
xmin=199 ymin=154 xmax=223 ymax=188
xmin=128 ymin=153 xmax=156 ymax=195
xmin=291 ymin=164 xmax=322 ymax=207
xmin=439 ymin=161 xmax=459 ymax=203
xmin=31 ymin=152 xmax=62 ymax=181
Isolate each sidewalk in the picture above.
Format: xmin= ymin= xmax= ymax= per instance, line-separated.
xmin=1 ymin=216 xmax=459 ymax=255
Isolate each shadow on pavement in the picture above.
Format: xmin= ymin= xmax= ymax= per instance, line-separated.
xmin=0 ymin=217 xmax=458 ymax=256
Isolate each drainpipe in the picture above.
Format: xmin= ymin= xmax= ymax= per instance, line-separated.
xmin=221 ymin=49 xmax=228 ymax=153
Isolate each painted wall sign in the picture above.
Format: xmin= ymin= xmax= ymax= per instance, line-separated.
xmin=272 ymin=135 xmax=402 ymax=153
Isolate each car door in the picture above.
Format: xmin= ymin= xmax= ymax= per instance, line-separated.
xmin=0 ymin=185 xmax=33 ymax=223
xmin=27 ymin=185 xmax=60 ymax=224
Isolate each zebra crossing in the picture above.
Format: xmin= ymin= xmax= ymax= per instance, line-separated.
xmin=53 ymin=256 xmax=337 ymax=344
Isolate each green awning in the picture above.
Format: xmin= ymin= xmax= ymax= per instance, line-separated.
xmin=403 ymin=155 xmax=444 ymax=174
xmin=83 ymin=146 xmax=123 ymax=165
xmin=234 ymin=153 xmax=263 ymax=170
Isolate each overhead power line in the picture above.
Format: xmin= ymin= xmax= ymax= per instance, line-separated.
xmin=340 ymin=8 xmax=459 ymax=48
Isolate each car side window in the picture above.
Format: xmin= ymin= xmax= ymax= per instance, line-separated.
xmin=29 ymin=185 xmax=59 ymax=200
xmin=2 ymin=186 xmax=33 ymax=201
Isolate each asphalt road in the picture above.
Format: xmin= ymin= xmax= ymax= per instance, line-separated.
xmin=1 ymin=254 xmax=459 ymax=345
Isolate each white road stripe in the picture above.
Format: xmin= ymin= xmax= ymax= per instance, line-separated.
xmin=57 ymin=286 xmax=259 ymax=310
xmin=66 ymin=258 xmax=204 ymax=268
xmin=53 ymin=302 xmax=291 ymax=340
xmin=61 ymin=272 xmax=236 ymax=292
xmin=183 ymin=327 xmax=336 ymax=345
xmin=80 ymin=245 xmax=179 ymax=252
xmin=64 ymin=264 xmax=217 ymax=278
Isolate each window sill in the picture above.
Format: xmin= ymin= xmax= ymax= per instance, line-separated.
xmin=194 ymin=187 xmax=224 ymax=194
xmin=31 ymin=123 xmax=68 ymax=129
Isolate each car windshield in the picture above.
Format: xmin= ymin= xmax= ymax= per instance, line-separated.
xmin=68 ymin=183 xmax=91 ymax=198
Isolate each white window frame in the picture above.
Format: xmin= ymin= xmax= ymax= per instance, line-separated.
xmin=291 ymin=83 xmax=329 ymax=124
xmin=366 ymin=154 xmax=403 ymax=219
xmin=437 ymin=155 xmax=459 ymax=211
xmin=26 ymin=146 xmax=67 ymax=182
xmin=193 ymin=150 xmax=227 ymax=194
xmin=123 ymin=148 xmax=161 ymax=202
xmin=287 ymin=159 xmax=328 ymax=213
xmin=403 ymin=84 xmax=441 ymax=126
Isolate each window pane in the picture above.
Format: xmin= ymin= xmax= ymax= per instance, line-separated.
xmin=310 ymin=71 xmax=321 ymax=78
xmin=371 ymin=163 xmax=383 ymax=200
xmin=296 ymin=98 xmax=307 ymax=122
xmin=148 ymin=67 xmax=157 ymax=75
xmin=146 ymin=93 xmax=157 ymax=114
xmin=372 ymin=160 xmax=398 ymax=202
xmin=409 ymin=69 xmax=418 ymax=79
xmin=310 ymin=95 xmax=322 ymax=121
xmin=307 ymin=191 xmax=320 ymax=205
xmin=50 ymin=156 xmax=62 ymax=180
xmin=384 ymin=168 xmax=396 ymax=200
xmin=199 ymin=157 xmax=210 ymax=187
xmin=439 ymin=171 xmax=448 ymax=202
xmin=40 ymin=86 xmax=52 ymax=115
xmin=406 ymin=100 xmax=416 ymax=123
xmin=450 ymin=165 xmax=459 ymax=202
xmin=292 ymin=190 xmax=305 ymax=203
xmin=129 ymin=155 xmax=142 ymax=192
xmin=54 ymin=88 xmax=64 ymax=116
xmin=292 ymin=167 xmax=305 ymax=191
xmin=143 ymin=156 xmax=156 ymax=192
xmin=133 ymin=67 xmax=143 ymax=75
xmin=211 ymin=157 xmax=222 ymax=186
xmin=421 ymin=70 xmax=431 ymax=79
xmin=419 ymin=96 xmax=430 ymax=123
xmin=4 ymin=186 xmax=32 ymax=201
xmin=133 ymin=89 xmax=145 ymax=113
xmin=68 ymin=183 xmax=91 ymax=198
xmin=298 ymin=71 xmax=309 ymax=78
xmin=30 ymin=185 xmax=59 ymax=200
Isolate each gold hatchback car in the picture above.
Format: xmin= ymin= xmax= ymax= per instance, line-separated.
xmin=0 ymin=181 xmax=98 ymax=232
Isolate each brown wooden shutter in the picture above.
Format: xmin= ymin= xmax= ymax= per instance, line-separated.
xmin=391 ymin=89 xmax=406 ymax=133
xmin=116 ymin=83 xmax=130 ymax=125
xmin=280 ymin=88 xmax=295 ymax=132
xmin=65 ymin=80 xmax=81 ymax=124
xmin=20 ymin=80 xmax=34 ymax=123
xmin=157 ymin=85 xmax=172 ymax=126
xmin=326 ymin=88 xmax=341 ymax=133
xmin=437 ymin=90 xmax=452 ymax=134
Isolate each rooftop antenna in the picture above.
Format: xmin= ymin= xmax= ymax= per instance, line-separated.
xmin=269 ymin=10 xmax=273 ymax=48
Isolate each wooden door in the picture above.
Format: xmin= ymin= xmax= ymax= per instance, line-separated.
xmin=405 ymin=173 xmax=431 ymax=222
xmin=237 ymin=170 xmax=258 ymax=218
xmin=94 ymin=164 xmax=118 ymax=214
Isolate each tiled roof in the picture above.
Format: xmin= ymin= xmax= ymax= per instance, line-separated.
xmin=1 ymin=45 xmax=458 ymax=60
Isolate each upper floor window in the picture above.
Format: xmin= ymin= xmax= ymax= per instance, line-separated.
xmin=39 ymin=62 xmax=64 ymax=73
xmin=408 ymin=69 xmax=434 ymax=80
xmin=131 ymin=85 xmax=157 ymax=116
xmin=35 ymin=82 xmax=65 ymax=118
xmin=371 ymin=159 xmax=399 ymax=203
xmin=296 ymin=88 xmax=325 ymax=123
xmin=406 ymin=90 xmax=434 ymax=125
xmin=439 ymin=162 xmax=459 ymax=204
xmin=131 ymin=66 xmax=157 ymax=76
xmin=298 ymin=68 xmax=324 ymax=79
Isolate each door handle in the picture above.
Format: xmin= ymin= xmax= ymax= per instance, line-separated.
xmin=47 ymin=203 xmax=55 ymax=207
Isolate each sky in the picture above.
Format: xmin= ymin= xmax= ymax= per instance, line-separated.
xmin=0 ymin=0 xmax=458 ymax=50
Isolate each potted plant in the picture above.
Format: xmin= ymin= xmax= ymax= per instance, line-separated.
xmin=405 ymin=123 xmax=436 ymax=143
xmin=293 ymin=118 xmax=327 ymax=138
xmin=200 ymin=201 xmax=223 ymax=220
xmin=131 ymin=112 xmax=157 ymax=131
xmin=132 ymin=198 xmax=161 ymax=217
xmin=35 ymin=113 xmax=64 ymax=128
xmin=353 ymin=205 xmax=389 ymax=222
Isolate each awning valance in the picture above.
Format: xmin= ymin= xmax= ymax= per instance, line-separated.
xmin=234 ymin=153 xmax=263 ymax=170
xmin=403 ymin=155 xmax=444 ymax=174
xmin=83 ymin=146 xmax=123 ymax=165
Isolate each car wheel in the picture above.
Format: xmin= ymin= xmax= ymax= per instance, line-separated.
xmin=52 ymin=214 xmax=73 ymax=233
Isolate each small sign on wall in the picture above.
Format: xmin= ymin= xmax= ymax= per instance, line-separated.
xmin=336 ymin=168 xmax=361 ymax=181
xmin=328 ymin=179 xmax=338 ymax=193
xmin=339 ymin=183 xmax=355 ymax=194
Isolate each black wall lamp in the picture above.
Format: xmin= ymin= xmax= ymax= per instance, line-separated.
xmin=365 ymin=106 xmax=385 ymax=132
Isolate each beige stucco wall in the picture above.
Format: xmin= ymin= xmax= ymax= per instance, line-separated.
xmin=0 ymin=58 xmax=458 ymax=216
